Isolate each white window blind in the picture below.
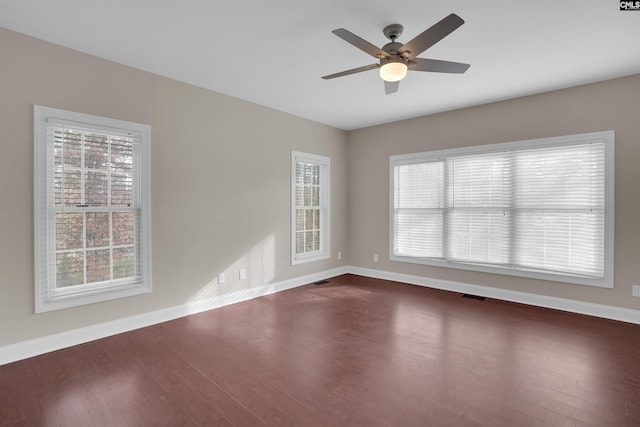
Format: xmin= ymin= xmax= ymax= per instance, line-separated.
xmin=447 ymin=152 xmax=513 ymax=265
xmin=391 ymin=131 xmax=614 ymax=287
xmin=394 ymin=161 xmax=444 ymax=258
xmin=34 ymin=106 xmax=152 ymax=312
xmin=291 ymin=151 xmax=330 ymax=264
xmin=50 ymin=125 xmax=139 ymax=287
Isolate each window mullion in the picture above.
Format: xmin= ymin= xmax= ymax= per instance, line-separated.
xmin=107 ymin=136 xmax=114 ymax=282
xmin=133 ymin=138 xmax=140 ymax=278
xmin=82 ymin=210 xmax=87 ymax=286
xmin=109 ymin=211 xmax=114 ymax=282
xmin=508 ymin=151 xmax=516 ymax=268
xmin=107 ymin=135 xmax=112 ymax=207
xmin=80 ymin=130 xmax=85 ymax=206
xmin=80 ymin=131 xmax=87 ymax=286
xmin=60 ymin=130 xmax=65 ymax=212
xmin=443 ymin=159 xmax=450 ymax=261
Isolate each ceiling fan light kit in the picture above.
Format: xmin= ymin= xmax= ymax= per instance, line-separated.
xmin=322 ymin=14 xmax=470 ymax=94
xmin=379 ymin=60 xmax=408 ymax=82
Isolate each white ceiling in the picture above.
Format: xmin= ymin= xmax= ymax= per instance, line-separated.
xmin=2 ymin=1 xmax=640 ymax=130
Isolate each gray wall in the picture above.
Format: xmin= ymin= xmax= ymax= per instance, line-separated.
xmin=0 ymin=29 xmax=348 ymax=347
xmin=1 ymin=27 xmax=639 ymax=349
xmin=348 ymin=73 xmax=640 ymax=309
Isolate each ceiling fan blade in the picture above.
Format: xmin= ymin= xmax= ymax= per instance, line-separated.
xmin=411 ymin=58 xmax=470 ymax=74
xmin=384 ymin=81 xmax=399 ymax=94
xmin=332 ymin=28 xmax=390 ymax=59
xmin=398 ymin=14 xmax=464 ymax=58
xmin=321 ymin=63 xmax=379 ymax=80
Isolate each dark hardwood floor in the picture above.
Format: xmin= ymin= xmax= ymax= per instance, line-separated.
xmin=1 ymin=274 xmax=639 ymax=426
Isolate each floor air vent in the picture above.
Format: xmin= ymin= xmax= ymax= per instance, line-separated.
xmin=462 ymin=294 xmax=486 ymax=301
xmin=313 ymin=280 xmax=330 ymax=285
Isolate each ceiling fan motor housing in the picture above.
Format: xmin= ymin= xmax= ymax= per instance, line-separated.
xmin=381 ymin=41 xmax=412 ymax=67
xmin=381 ymin=25 xmax=412 ymax=66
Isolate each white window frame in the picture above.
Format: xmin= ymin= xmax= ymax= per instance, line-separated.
xmin=389 ymin=131 xmax=614 ymax=288
xmin=291 ymin=151 xmax=330 ymax=265
xmin=34 ymin=105 xmax=152 ymax=312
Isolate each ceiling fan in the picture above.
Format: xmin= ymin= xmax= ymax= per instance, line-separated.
xmin=321 ymin=13 xmax=470 ymax=94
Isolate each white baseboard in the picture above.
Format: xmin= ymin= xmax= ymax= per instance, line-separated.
xmin=0 ymin=266 xmax=349 ymax=366
xmin=348 ymin=266 xmax=640 ymax=325
xmin=3 ymin=264 xmax=638 ymax=366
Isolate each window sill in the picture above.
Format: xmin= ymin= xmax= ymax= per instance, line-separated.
xmin=292 ymin=252 xmax=331 ymax=266
xmin=36 ymin=281 xmax=151 ymax=313
xmin=390 ymin=254 xmax=613 ymax=288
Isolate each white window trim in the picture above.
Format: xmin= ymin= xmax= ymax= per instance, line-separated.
xmin=34 ymin=105 xmax=152 ymax=312
xmin=291 ymin=151 xmax=330 ymax=265
xmin=389 ymin=131 xmax=615 ymax=288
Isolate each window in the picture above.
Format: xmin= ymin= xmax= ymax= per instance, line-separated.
xmin=291 ymin=151 xmax=330 ymax=264
xmin=34 ymin=106 xmax=151 ymax=312
xmin=390 ymin=131 xmax=614 ymax=287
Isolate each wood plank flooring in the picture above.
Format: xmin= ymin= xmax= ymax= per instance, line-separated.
xmin=1 ymin=274 xmax=639 ymax=426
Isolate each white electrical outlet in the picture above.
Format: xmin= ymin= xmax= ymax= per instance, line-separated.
xmin=218 ymin=273 xmax=225 ymax=284
xmin=633 ymin=285 xmax=640 ymax=297
xmin=239 ymin=269 xmax=247 ymax=280
xmin=373 ymin=253 xmax=379 ymax=262
xmin=337 ymin=251 xmax=342 ymax=260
